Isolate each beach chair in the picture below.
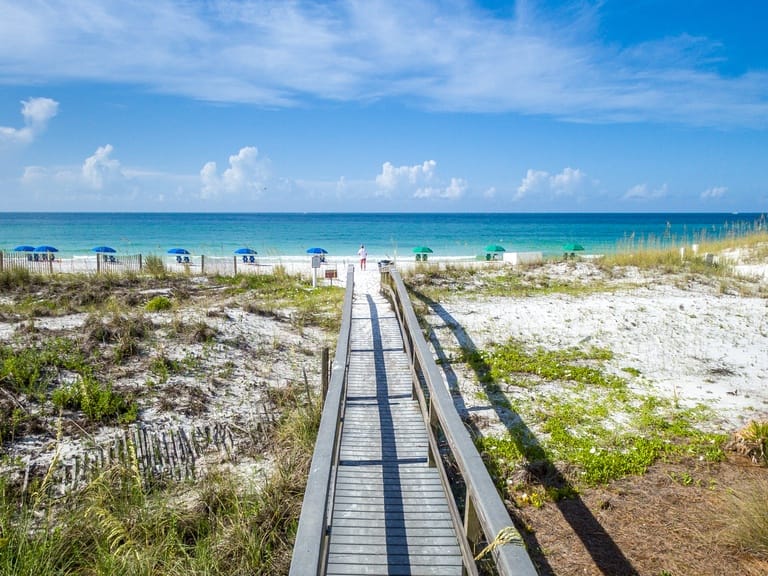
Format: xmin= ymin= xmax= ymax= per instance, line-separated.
xmin=33 ymin=254 xmax=39 ymax=261
xmin=109 ymin=255 xmax=116 ymax=263
xmin=176 ymin=255 xmax=182 ymax=263
xmin=242 ymin=255 xmax=249 ymax=263
xmin=183 ymin=256 xmax=190 ymax=264
xmin=249 ymin=255 xmax=256 ymax=263
xmin=50 ymin=254 xmax=55 ymax=262
xmin=26 ymin=254 xmax=33 ymax=261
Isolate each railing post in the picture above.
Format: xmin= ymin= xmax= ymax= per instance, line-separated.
xmin=427 ymin=401 xmax=438 ymax=468
xmin=321 ymin=347 xmax=329 ymax=399
xmin=464 ymin=490 xmax=482 ymax=555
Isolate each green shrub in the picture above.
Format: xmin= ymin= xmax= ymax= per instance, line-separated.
xmin=52 ymin=374 xmax=137 ymax=423
xmin=0 ymin=346 xmax=48 ymax=395
xmin=145 ymin=295 xmax=173 ymax=312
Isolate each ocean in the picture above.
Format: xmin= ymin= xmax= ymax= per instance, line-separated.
xmin=0 ymin=212 xmax=764 ymax=261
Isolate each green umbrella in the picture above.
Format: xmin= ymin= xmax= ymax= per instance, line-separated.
xmin=563 ymin=242 xmax=585 ymax=252
xmin=412 ymin=246 xmax=433 ymax=253
xmin=485 ymin=244 xmax=506 ymax=252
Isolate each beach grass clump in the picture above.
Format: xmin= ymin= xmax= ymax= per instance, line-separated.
xmin=0 ymin=267 xmax=34 ymax=290
xmin=470 ymin=338 xmax=727 ymax=496
xmin=725 ymin=420 xmax=768 ymax=465
xmin=143 ymin=254 xmax=166 ymax=277
xmin=720 ymin=477 xmax=768 ymax=560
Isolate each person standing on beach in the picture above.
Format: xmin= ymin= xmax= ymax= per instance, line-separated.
xmin=357 ymin=244 xmax=368 ymax=270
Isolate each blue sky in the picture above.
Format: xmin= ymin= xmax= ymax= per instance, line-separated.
xmin=1 ymin=0 xmax=767 ymax=213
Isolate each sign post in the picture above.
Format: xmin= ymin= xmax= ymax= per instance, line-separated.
xmin=311 ymin=255 xmax=321 ymax=287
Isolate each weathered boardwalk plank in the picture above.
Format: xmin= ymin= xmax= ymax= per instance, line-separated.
xmin=325 ymin=285 xmax=463 ymax=576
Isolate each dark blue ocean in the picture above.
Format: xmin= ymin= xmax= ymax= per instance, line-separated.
xmin=0 ymin=213 xmax=764 ymax=260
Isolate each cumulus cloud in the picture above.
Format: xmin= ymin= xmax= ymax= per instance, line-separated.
xmin=623 ymin=183 xmax=668 ymax=200
xmin=515 ymin=167 xmax=588 ymax=200
xmin=701 ymin=185 xmax=728 ymax=199
xmin=200 ymin=146 xmax=270 ymax=199
xmin=376 ymin=161 xmax=436 ymax=191
xmin=375 ymin=160 xmax=465 ymax=200
xmin=413 ymin=177 xmax=467 ymax=200
xmin=82 ymin=144 xmax=122 ymax=189
xmin=0 ymin=97 xmax=58 ymax=144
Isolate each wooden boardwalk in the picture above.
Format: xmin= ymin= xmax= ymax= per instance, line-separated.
xmin=325 ymin=281 xmax=464 ymax=575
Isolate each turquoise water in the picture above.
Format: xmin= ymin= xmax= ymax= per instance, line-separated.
xmin=0 ymin=212 xmax=764 ymax=260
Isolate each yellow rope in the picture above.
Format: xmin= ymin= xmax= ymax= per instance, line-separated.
xmin=474 ymin=526 xmax=524 ymax=561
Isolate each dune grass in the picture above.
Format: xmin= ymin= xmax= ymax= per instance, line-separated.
xmin=0 ymin=266 xmax=342 ymax=575
xmin=721 ymin=477 xmax=768 ymax=560
xmin=0 ymin=384 xmax=320 ymax=576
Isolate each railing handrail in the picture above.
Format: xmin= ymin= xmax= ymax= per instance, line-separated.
xmin=382 ymin=267 xmax=538 ymax=576
xmin=289 ymin=264 xmax=355 ymax=575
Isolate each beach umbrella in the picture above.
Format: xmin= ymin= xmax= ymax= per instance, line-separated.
xmin=234 ymin=247 xmax=258 ymax=255
xmin=563 ymin=242 xmax=585 ymax=252
xmin=485 ymin=244 xmax=506 ymax=252
xmin=412 ymin=246 xmax=433 ymax=254
xmin=34 ymin=245 xmax=58 ymax=253
xmin=167 ymin=248 xmax=190 ymax=255
xmin=92 ymin=246 xmax=117 ymax=253
xmin=13 ymin=245 xmax=35 ymax=252
xmin=306 ymin=247 xmax=328 ymax=254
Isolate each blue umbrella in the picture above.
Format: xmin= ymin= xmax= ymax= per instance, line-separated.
xmin=234 ymin=247 xmax=258 ymax=255
xmin=167 ymin=248 xmax=190 ymax=255
xmin=34 ymin=245 xmax=58 ymax=253
xmin=92 ymin=246 xmax=117 ymax=253
xmin=306 ymin=247 xmax=328 ymax=254
xmin=14 ymin=245 xmax=36 ymax=252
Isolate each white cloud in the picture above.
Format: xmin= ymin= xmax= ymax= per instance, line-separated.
xmin=200 ymin=146 xmax=270 ymax=199
xmin=515 ymin=167 xmax=588 ymax=200
xmin=701 ymin=185 xmax=728 ymax=199
xmin=413 ymin=177 xmax=467 ymax=200
xmin=0 ymin=97 xmax=58 ymax=144
xmin=375 ymin=160 xmax=465 ymax=200
xmin=623 ymin=183 xmax=668 ymax=200
xmin=82 ymin=144 xmax=122 ymax=189
xmin=376 ymin=160 xmax=436 ymax=191
xmin=1 ymin=2 xmax=765 ymax=127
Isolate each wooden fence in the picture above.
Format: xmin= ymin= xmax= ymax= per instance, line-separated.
xmin=0 ymin=253 xmax=272 ymax=277
xmin=36 ymin=422 xmax=239 ymax=497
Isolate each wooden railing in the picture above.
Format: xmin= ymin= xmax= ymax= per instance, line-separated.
xmin=289 ymin=264 xmax=355 ymax=576
xmin=380 ymin=266 xmax=538 ymax=576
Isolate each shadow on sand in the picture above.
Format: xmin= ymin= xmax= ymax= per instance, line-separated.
xmin=410 ymin=287 xmax=639 ymax=576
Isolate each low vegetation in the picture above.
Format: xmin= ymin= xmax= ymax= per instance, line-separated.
xmin=0 ymin=267 xmax=342 ymax=575
xmin=0 ymin=384 xmax=320 ymax=575
xmin=469 ymin=338 xmax=726 ymax=494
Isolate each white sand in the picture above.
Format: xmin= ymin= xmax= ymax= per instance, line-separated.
xmin=416 ymin=260 xmax=768 ymax=434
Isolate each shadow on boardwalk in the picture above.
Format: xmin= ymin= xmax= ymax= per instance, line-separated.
xmin=411 ymin=289 xmax=639 ymax=576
